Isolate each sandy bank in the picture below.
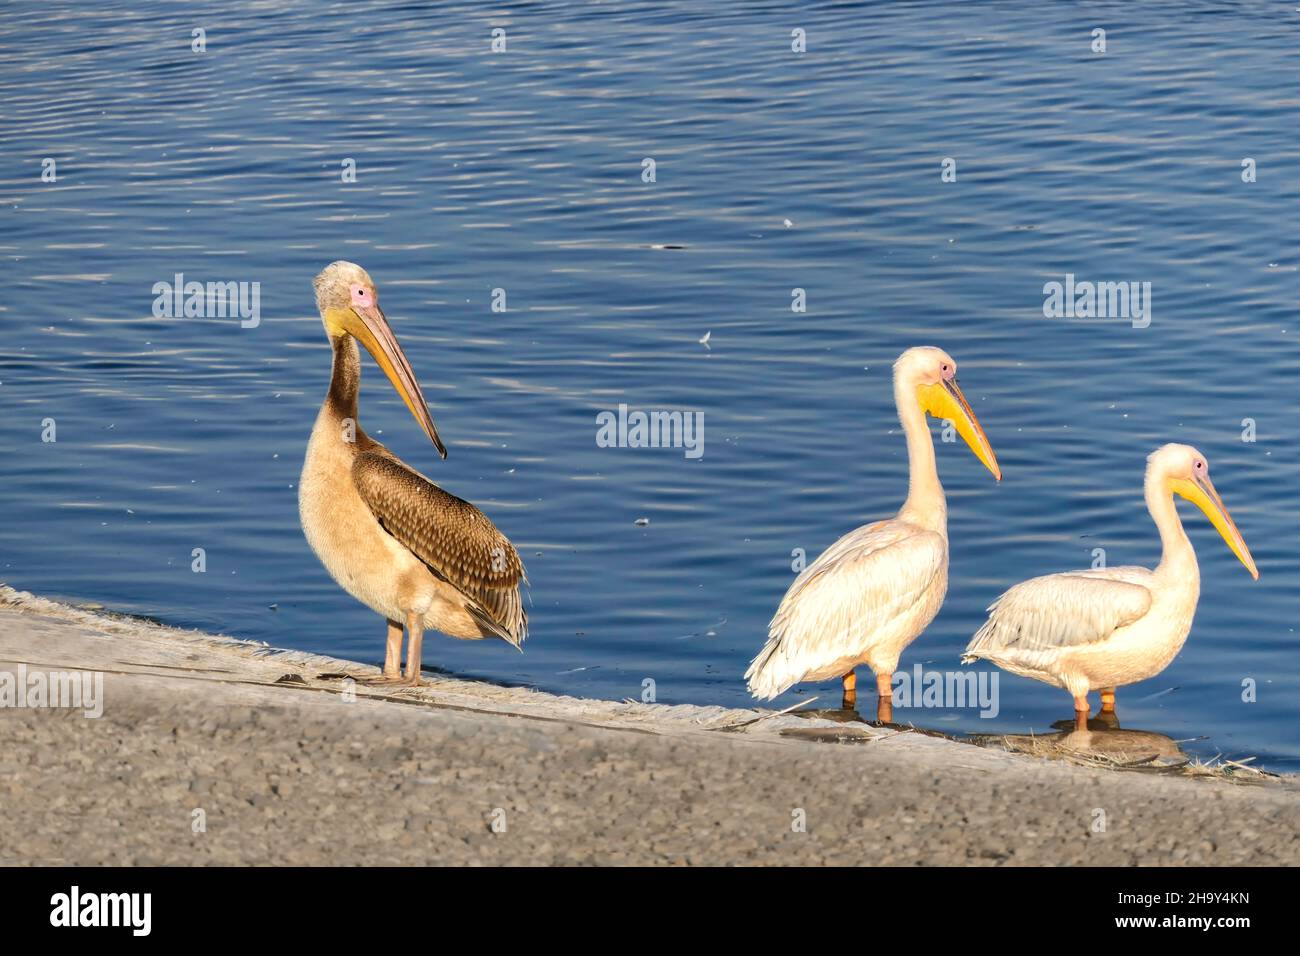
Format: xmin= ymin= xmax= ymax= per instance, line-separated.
xmin=0 ymin=586 xmax=1295 ymax=865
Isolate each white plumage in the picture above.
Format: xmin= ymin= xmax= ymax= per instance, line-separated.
xmin=747 ymin=521 xmax=946 ymax=699
xmin=962 ymin=443 xmax=1257 ymax=724
xmin=965 ymin=567 xmax=1153 ymax=664
xmin=746 ymin=346 xmax=1001 ymax=712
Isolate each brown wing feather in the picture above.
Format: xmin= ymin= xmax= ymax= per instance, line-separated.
xmin=352 ymin=452 xmax=527 ymax=644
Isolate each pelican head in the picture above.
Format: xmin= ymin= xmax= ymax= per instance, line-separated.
xmin=896 ymin=346 xmax=1001 ymax=480
xmin=1151 ymin=443 xmax=1257 ymax=579
xmin=313 ymin=260 xmax=446 ymax=458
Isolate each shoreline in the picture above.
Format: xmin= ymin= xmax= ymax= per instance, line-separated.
xmin=1 ymin=585 xmax=1295 ymax=865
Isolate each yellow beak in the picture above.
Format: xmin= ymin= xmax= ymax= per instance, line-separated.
xmin=1170 ymin=474 xmax=1258 ymax=579
xmin=916 ymin=378 xmax=1001 ymax=481
xmin=345 ymin=303 xmax=447 ymax=458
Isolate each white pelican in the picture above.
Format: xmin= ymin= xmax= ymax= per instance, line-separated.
xmin=745 ymin=346 xmax=1001 ymax=719
xmin=299 ymin=261 xmax=527 ymax=686
xmin=963 ymin=443 xmax=1257 ymax=729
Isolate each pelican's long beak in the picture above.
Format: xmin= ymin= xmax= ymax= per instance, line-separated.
xmin=1171 ymin=474 xmax=1258 ymax=579
xmin=349 ymin=303 xmax=447 ymax=458
xmin=917 ymin=379 xmax=1001 ymax=481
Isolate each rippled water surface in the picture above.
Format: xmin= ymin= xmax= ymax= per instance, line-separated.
xmin=2 ymin=1 xmax=1298 ymax=769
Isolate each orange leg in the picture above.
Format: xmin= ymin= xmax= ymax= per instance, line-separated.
xmin=876 ymin=671 xmax=894 ymax=724
xmin=1099 ymin=688 xmax=1116 ymax=713
xmin=1073 ymin=694 xmax=1090 ymax=731
xmin=841 ymin=670 xmax=857 ymax=710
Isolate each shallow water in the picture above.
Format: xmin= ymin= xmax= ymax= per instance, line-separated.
xmin=2 ymin=1 xmax=1297 ymax=770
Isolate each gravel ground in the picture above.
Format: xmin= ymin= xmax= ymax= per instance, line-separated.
xmin=1 ymin=588 xmax=1296 ymax=866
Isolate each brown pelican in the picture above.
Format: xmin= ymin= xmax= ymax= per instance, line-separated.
xmin=299 ymin=261 xmax=526 ymax=685
xmin=745 ymin=346 xmax=1001 ymax=719
xmin=963 ymin=444 xmax=1257 ymax=729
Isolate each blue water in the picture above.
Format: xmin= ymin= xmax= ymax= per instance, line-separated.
xmin=2 ymin=1 xmax=1297 ymax=770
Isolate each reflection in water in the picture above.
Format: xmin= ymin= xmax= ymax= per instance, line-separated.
xmin=1057 ymin=709 xmax=1123 ymax=733
xmin=973 ymin=720 xmax=1189 ymax=770
xmin=835 ymin=672 xmax=894 ymax=725
xmin=782 ymin=702 xmax=925 ymax=743
xmin=796 ymin=700 xmax=1189 ymax=770
xmin=803 ymin=700 xmax=895 ymax=726
xmin=798 ymin=698 xmax=930 ymax=733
